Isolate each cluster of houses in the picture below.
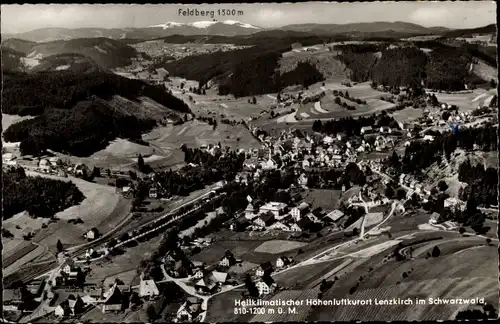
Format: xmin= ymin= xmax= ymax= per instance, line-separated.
xmin=229 ymin=199 xmax=329 ymax=233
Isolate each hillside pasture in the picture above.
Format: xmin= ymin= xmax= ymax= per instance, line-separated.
xmin=390 ymin=107 xmax=424 ymax=124
xmin=190 ymin=240 xmax=265 ymax=264
xmin=254 ymin=240 xmax=308 ymax=254
xmin=273 ymin=258 xmax=349 ymax=289
xmin=310 ymin=240 xmax=497 ymax=321
xmin=472 ymin=59 xmax=498 ymax=84
xmin=143 ymin=119 xmax=259 ymax=151
xmin=429 ymin=88 xmax=497 ymax=112
xmin=205 ymin=288 xmax=253 ymax=323
xmin=279 ymin=49 xmax=349 ymax=81
xmin=194 ymin=94 xmax=273 ymax=121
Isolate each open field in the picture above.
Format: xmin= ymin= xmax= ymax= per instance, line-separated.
xmin=92 ymin=138 xmax=156 ymax=163
xmin=273 ymin=258 xmax=350 ymax=289
xmin=190 ymin=239 xmax=266 ymax=264
xmin=391 ymin=107 xmax=424 ymax=124
xmin=254 ymin=240 xmax=308 ymax=254
xmin=309 ymin=235 xmax=497 ymax=321
xmin=180 ymin=211 xmax=218 ymax=238
xmin=250 ymin=288 xmax=321 ymax=322
xmin=301 ymin=189 xmax=342 ymax=212
xmin=472 ymin=59 xmax=498 ymax=84
xmin=3 ymin=212 xmax=49 ymax=239
xmin=428 ymin=88 xmax=497 ymax=112
xmin=193 ymin=94 xmax=274 ymax=121
xmin=85 ymin=235 xmax=162 ymax=286
xmin=143 ymin=119 xmax=259 ymax=151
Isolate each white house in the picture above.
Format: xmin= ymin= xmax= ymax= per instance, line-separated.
xmin=323 ymin=136 xmax=334 ymax=145
xmin=324 ymin=209 xmax=344 ymax=222
xmin=290 ymin=202 xmax=309 ymax=221
xmin=379 ymin=126 xmax=391 ymax=133
xmin=39 ymin=159 xmax=51 ymax=172
xmin=269 ymin=221 xmax=291 ymax=231
xmin=276 ymin=256 xmax=292 ymax=268
xmin=193 ymin=270 xmax=205 ymax=280
xmin=84 ymin=228 xmax=100 ymax=240
xmin=259 ymin=202 xmax=287 ymax=217
xmin=360 ymin=126 xmax=373 ymax=134
xmin=139 ymin=279 xmax=159 ymax=299
xmin=302 ymin=159 xmax=311 ymax=169
xmin=423 ymin=135 xmax=435 ymax=142
xmin=298 ymin=173 xmax=308 ymax=187
xmin=256 ymin=277 xmax=276 ymax=296
xmin=429 ymin=212 xmax=441 ymax=224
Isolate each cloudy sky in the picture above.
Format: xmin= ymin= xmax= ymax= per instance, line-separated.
xmin=1 ymin=2 xmax=496 ymax=34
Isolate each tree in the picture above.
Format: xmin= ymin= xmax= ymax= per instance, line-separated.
xmin=252 ymin=96 xmax=257 ymax=104
xmin=396 ymin=188 xmax=406 ymax=200
xmin=486 ymin=238 xmax=492 ymax=246
xmin=137 ymin=154 xmax=145 ymax=172
xmin=57 ymin=239 xmax=64 ymax=253
xmin=147 ymin=304 xmax=157 ymax=321
xmin=385 ymin=186 xmax=395 ymax=199
xmin=431 ymin=246 xmax=441 ymax=257
xmin=459 ymin=227 xmax=466 ymax=234
xmin=244 ymin=274 xmax=259 ymax=298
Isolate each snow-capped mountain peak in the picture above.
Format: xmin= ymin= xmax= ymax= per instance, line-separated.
xmin=150 ymin=22 xmax=185 ymax=29
xmin=149 ymin=20 xmax=260 ymax=30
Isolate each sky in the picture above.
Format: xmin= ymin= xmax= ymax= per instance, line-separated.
xmin=1 ymin=2 xmax=496 ymax=34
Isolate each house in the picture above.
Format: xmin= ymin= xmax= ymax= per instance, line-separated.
xmin=256 ymin=276 xmax=276 ymax=296
xmin=149 ymin=187 xmax=158 ymax=199
xmin=49 ymin=156 xmax=61 ymax=166
xmin=360 ymin=126 xmax=373 ymax=134
xmin=290 ymin=202 xmax=310 ymax=221
xmin=444 ymin=197 xmax=466 ymax=211
xmin=212 ymin=271 xmax=228 ymax=284
xmin=276 ymin=256 xmax=292 ymax=268
xmin=244 ymin=202 xmax=258 ymax=220
xmin=256 ymin=261 xmax=274 ymax=277
xmin=423 ymin=135 xmax=435 ymax=142
xmin=298 ymin=173 xmax=308 ymax=186
xmin=323 ymin=136 xmax=334 ymax=145
xmin=55 ymin=296 xmax=85 ymax=318
xmin=101 ymin=284 xmax=123 ymax=313
xmin=39 ymin=159 xmax=51 ymax=172
xmin=259 ymin=202 xmax=287 ymax=217
xmin=269 ymin=221 xmax=291 ymax=231
xmin=229 ymin=216 xmax=250 ymax=232
xmin=139 ymin=279 xmax=159 ymax=299
xmin=85 ymin=248 xmax=97 ymax=259
xmin=219 ymin=251 xmax=237 ymax=267
xmin=291 ymin=217 xmax=313 ymax=232
xmin=302 ymin=159 xmax=311 ymax=168
xmin=177 ymin=297 xmax=203 ymax=322
xmin=61 ymin=258 xmax=80 ymax=277
xmin=194 ymin=267 xmax=209 ymax=279
xmin=253 ymin=212 xmax=276 ymax=228
xmin=174 ymin=259 xmax=194 ymax=277
xmin=379 ymin=126 xmax=391 ymax=133
xmin=87 ymin=288 xmax=103 ymax=301
xmin=324 ymin=209 xmax=345 ymax=222
xmin=74 ymin=163 xmax=90 ymax=177
xmin=429 ymin=212 xmax=441 ymax=224
xmin=195 ymin=272 xmax=219 ymax=294
xmin=84 ymin=228 xmax=100 ymax=240
xmin=3 ymin=289 xmax=22 ymax=311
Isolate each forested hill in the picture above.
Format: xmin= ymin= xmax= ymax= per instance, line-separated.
xmin=2 ymin=71 xmax=191 ymax=157
xmin=2 ymin=37 xmax=140 ymax=69
xmin=335 ymin=42 xmax=496 ymax=91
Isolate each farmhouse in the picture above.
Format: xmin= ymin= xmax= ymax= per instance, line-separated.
xmin=253 ymin=212 xmax=276 ymax=228
xmin=256 ymin=276 xmax=276 ymax=296
xmin=256 ymin=261 xmax=274 ymax=277
xmin=177 ymin=297 xmax=203 ymax=322
xmin=324 ymin=209 xmax=345 ymax=222
xmin=244 ymin=202 xmax=258 ymax=220
xmin=290 ymin=202 xmax=310 ymax=222
xmin=39 ymin=159 xmax=51 ymax=172
xmin=55 ymin=296 xmax=85 ymax=318
xmin=276 ymin=256 xmax=293 ymax=268
xmin=291 ymin=217 xmax=313 ymax=232
xmin=444 ymin=197 xmax=466 ymax=211
xmin=61 ymin=258 xmax=80 ymax=277
xmin=429 ymin=212 xmax=441 ymax=224
xmin=193 ymin=269 xmax=206 ymax=279
xmin=139 ymin=279 xmax=159 ymax=300
xmin=269 ymin=221 xmax=291 ymax=231
xmin=195 ymin=272 xmax=219 ymax=295
xmin=101 ymin=284 xmax=123 ymax=313
xmin=229 ymin=216 xmax=251 ymax=232
xmin=379 ymin=126 xmax=391 ymax=134
xmin=219 ymin=251 xmax=237 ymax=267
xmin=212 ymin=271 xmax=229 ymax=284
xmin=84 ymin=228 xmax=100 ymax=240
xmin=360 ymin=126 xmax=374 ymax=134
xmin=259 ymin=202 xmax=287 ymax=217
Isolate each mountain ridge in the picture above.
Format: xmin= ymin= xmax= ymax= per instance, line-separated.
xmin=3 ymin=21 xmax=493 ymax=42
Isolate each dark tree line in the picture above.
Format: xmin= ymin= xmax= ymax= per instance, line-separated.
xmin=2 ymin=70 xmax=190 ymax=116
xmin=3 ymin=167 xmax=85 ymax=220
xmin=312 ymin=113 xmax=398 ymax=136
xmin=306 ymin=163 xmax=366 ymax=189
xmin=458 ymin=160 xmax=498 ymax=206
xmin=335 ymin=43 xmax=490 ymax=91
